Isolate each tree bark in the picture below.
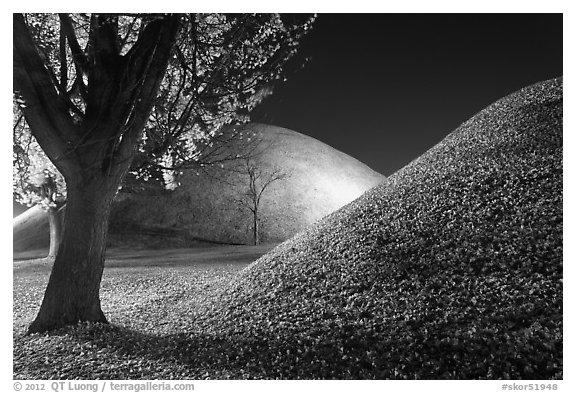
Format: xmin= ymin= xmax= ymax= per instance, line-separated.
xmin=253 ymin=208 xmax=259 ymax=245
xmin=27 ymin=177 xmax=118 ymax=334
xmin=47 ymin=206 xmax=62 ymax=260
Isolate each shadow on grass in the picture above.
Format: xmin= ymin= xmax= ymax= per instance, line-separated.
xmin=15 ymin=315 xmax=562 ymax=380
xmin=30 ymin=322 xmax=343 ymax=379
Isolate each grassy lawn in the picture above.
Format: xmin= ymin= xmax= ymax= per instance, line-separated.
xmin=13 ymin=244 xmax=275 ymax=379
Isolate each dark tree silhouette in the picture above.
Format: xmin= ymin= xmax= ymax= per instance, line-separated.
xmin=13 ymin=13 xmax=313 ymax=333
xmin=235 ymin=157 xmax=290 ymax=245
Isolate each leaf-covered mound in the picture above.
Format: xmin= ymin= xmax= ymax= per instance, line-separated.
xmin=198 ymin=78 xmax=563 ymax=379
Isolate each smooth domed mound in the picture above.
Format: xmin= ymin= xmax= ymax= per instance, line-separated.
xmin=13 ymin=201 xmax=27 ymax=217
xmin=13 ymin=205 xmax=52 ymax=252
xmin=198 ymin=78 xmax=563 ymax=379
xmin=108 ymin=124 xmax=385 ymax=246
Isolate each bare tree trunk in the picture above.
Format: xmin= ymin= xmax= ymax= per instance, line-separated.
xmin=253 ymin=207 xmax=259 ymax=245
xmin=47 ymin=206 xmax=62 ymax=260
xmin=27 ymin=177 xmax=118 ymax=334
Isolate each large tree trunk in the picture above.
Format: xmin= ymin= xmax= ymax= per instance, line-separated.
xmin=47 ymin=206 xmax=62 ymax=260
xmin=15 ymin=13 xmax=181 ymax=334
xmin=27 ymin=177 xmax=119 ymax=334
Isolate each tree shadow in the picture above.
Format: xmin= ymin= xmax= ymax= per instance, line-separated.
xmin=45 ymin=322 xmax=339 ymax=379
xmin=15 ymin=318 xmax=563 ymax=380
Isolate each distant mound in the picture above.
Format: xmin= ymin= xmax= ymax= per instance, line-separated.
xmin=13 ymin=206 xmax=51 ymax=252
xmin=108 ymin=124 xmax=385 ymax=247
xmin=14 ymin=124 xmax=385 ymax=250
xmin=197 ymin=78 xmax=563 ymax=379
xmin=13 ymin=201 xmax=27 ymax=218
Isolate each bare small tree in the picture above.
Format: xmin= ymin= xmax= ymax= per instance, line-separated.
xmin=235 ymin=157 xmax=289 ymax=245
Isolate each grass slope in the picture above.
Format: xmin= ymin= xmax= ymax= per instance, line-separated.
xmin=196 ymin=78 xmax=563 ymax=379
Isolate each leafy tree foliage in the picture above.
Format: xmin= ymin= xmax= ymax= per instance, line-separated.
xmin=129 ymin=14 xmax=314 ymax=186
xmin=13 ymin=107 xmax=65 ymax=211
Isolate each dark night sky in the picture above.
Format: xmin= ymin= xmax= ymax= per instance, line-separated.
xmin=251 ymin=13 xmax=563 ymax=176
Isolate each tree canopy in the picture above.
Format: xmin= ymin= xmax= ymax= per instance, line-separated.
xmin=14 ymin=13 xmax=314 ymax=200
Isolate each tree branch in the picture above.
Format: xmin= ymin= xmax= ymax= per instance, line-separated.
xmin=58 ymin=14 xmax=89 ymax=97
xmin=113 ymin=15 xmax=181 ymax=177
xmin=13 ymin=13 xmax=81 ymax=179
xmin=84 ymin=14 xmax=123 ymax=125
xmin=59 ymin=24 xmax=68 ymax=90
